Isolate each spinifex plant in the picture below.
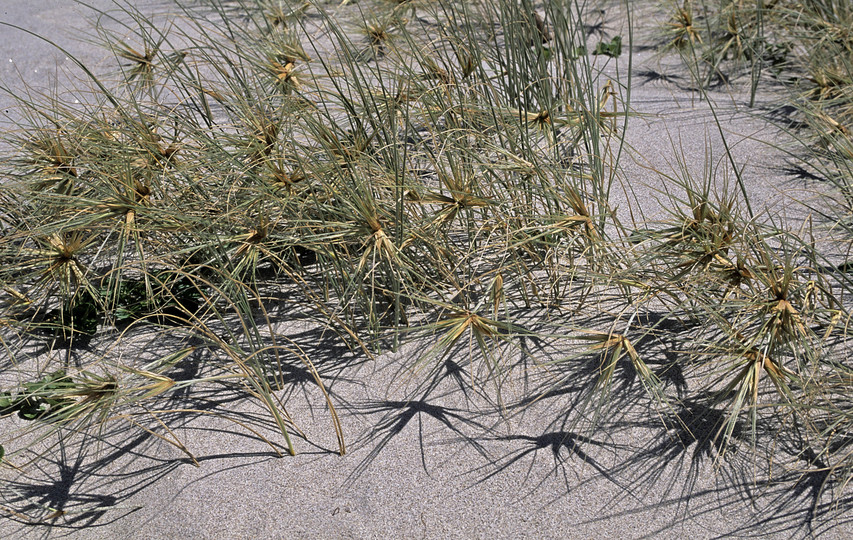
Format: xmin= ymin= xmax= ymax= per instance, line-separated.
xmin=650 ymin=0 xmax=853 ymax=504
xmin=0 ymin=0 xmax=850 ymax=530
xmin=0 ymin=0 xmax=627 ymax=451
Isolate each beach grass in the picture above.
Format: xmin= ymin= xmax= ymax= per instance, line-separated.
xmin=0 ymin=0 xmax=851 ymax=529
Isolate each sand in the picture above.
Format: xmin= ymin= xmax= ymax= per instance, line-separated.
xmin=0 ymin=1 xmax=850 ymax=538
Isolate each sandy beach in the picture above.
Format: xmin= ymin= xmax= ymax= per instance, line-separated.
xmin=1 ymin=1 xmax=851 ymax=538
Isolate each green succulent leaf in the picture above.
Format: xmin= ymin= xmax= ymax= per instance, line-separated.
xmin=593 ymin=36 xmax=622 ymax=58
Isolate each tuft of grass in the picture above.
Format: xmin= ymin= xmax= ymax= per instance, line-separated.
xmin=0 ymin=0 xmax=851 ymax=529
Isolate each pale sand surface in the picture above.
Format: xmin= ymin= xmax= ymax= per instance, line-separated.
xmin=1 ymin=2 xmax=851 ymax=539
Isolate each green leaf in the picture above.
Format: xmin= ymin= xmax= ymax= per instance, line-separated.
xmin=23 ymin=370 xmax=69 ymax=394
xmin=593 ymin=36 xmax=622 ymax=58
xmin=18 ymin=399 xmax=50 ymax=420
xmin=0 ymin=392 xmax=15 ymax=413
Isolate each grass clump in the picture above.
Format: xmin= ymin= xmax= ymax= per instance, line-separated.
xmin=0 ymin=0 xmax=624 ymax=463
xmin=0 ymin=0 xmax=850 ymax=532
